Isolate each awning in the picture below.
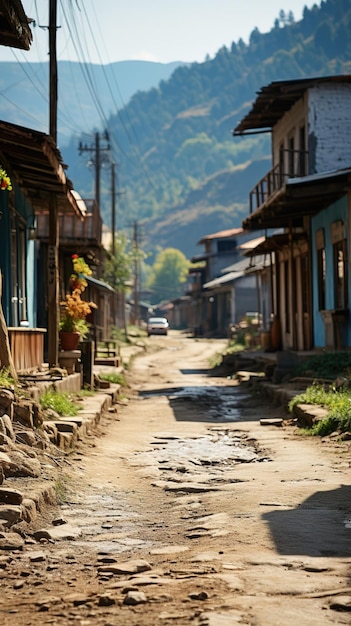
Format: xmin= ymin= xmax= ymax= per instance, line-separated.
xmin=0 ymin=120 xmax=85 ymax=217
xmin=242 ymin=168 xmax=351 ymax=230
xmin=243 ymin=232 xmax=307 ymax=257
xmin=85 ymin=275 xmax=115 ymax=293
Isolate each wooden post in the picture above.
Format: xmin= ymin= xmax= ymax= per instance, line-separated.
xmin=47 ymin=0 xmax=59 ymax=367
xmin=47 ymin=197 xmax=59 ymax=367
xmin=0 ymin=271 xmax=17 ymax=381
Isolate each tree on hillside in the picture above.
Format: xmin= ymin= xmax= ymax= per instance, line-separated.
xmin=147 ymin=248 xmax=189 ymax=304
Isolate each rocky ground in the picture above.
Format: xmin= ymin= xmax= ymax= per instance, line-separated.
xmin=0 ymin=333 xmax=350 ymax=625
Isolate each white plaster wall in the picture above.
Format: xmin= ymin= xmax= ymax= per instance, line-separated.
xmin=272 ymin=96 xmax=307 ymax=167
xmin=308 ymin=84 xmax=351 ymax=173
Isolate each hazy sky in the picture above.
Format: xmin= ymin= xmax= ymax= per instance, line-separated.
xmin=1 ymin=0 xmax=317 ymax=65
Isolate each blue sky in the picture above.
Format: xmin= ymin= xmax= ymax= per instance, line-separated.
xmin=1 ymin=0 xmax=317 ymax=65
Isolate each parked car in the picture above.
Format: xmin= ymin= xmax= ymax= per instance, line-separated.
xmin=147 ymin=317 xmax=169 ymax=336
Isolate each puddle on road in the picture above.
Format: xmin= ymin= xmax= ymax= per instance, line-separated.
xmin=59 ymin=429 xmax=268 ymax=556
xmin=57 ymin=383 xmax=266 ymax=556
xmin=140 ymin=385 xmax=251 ymax=422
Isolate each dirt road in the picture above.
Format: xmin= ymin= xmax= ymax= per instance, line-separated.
xmin=1 ymin=333 xmax=351 ymax=625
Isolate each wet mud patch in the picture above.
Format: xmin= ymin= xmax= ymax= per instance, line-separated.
xmin=133 ymin=428 xmax=271 ymax=491
xmin=140 ymin=385 xmax=252 ymax=422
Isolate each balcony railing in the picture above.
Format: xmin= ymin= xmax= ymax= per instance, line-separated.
xmin=249 ymin=149 xmax=308 ymax=213
xmin=37 ymin=211 xmax=102 ymax=243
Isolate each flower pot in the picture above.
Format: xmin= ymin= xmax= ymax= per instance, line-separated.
xmin=59 ymin=330 xmax=80 ymax=351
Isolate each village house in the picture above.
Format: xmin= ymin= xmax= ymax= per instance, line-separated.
xmin=234 ymin=75 xmax=351 ymax=352
xmin=188 ymin=228 xmax=259 ymax=336
xmin=0 ymin=120 xmax=86 ymax=371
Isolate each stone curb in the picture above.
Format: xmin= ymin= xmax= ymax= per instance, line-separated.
xmin=0 ymin=383 xmax=121 ymax=534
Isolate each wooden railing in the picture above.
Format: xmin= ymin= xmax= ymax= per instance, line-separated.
xmin=249 ymin=149 xmax=308 ymax=213
xmin=36 ymin=211 xmax=102 ymax=243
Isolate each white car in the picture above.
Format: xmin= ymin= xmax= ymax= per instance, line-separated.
xmin=147 ymin=317 xmax=169 ymax=336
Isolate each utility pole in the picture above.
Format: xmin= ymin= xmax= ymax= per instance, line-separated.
xmin=133 ymin=221 xmax=139 ymax=327
xmin=47 ymin=0 xmax=59 ymax=367
xmin=111 ymin=161 xmax=116 ymax=258
xmin=79 ymin=131 xmax=110 ymax=209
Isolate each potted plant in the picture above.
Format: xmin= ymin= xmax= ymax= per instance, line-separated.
xmin=0 ymin=165 xmax=12 ymax=191
xmin=59 ymin=254 xmax=97 ymax=351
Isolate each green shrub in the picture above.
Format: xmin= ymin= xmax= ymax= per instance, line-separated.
xmin=289 ymin=383 xmax=351 ymax=436
xmin=0 ymin=367 xmax=15 ymax=388
xmin=40 ymin=390 xmax=79 ymax=416
xmin=294 ymin=351 xmax=351 ymax=379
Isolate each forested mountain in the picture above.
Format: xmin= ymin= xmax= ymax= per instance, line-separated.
xmin=61 ymin=0 xmax=351 ymax=259
xmin=2 ymin=0 xmax=351 ymax=259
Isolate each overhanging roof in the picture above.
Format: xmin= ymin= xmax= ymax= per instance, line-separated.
xmin=85 ymin=275 xmax=115 ymax=293
xmin=197 ymin=227 xmax=243 ymax=245
xmin=243 ymin=232 xmax=307 ymax=257
xmin=203 ymin=271 xmax=241 ymax=289
xmin=243 ymin=168 xmax=351 ymax=230
xmin=204 ymin=257 xmax=252 ymax=289
xmin=0 ymin=120 xmax=84 ymax=217
xmin=0 ymin=0 xmax=33 ymax=50
xmin=234 ymin=75 xmax=351 ymax=135
xmin=221 ymin=256 xmax=253 ymax=274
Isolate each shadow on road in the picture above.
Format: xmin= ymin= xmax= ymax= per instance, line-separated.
xmin=262 ymin=484 xmax=351 ymax=557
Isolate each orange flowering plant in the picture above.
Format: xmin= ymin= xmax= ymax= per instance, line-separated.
xmin=0 ymin=166 xmax=12 ymax=191
xmin=59 ymin=254 xmax=97 ymax=338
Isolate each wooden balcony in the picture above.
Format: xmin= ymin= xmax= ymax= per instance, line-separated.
xmin=36 ymin=210 xmax=102 ymax=244
xmin=249 ymin=149 xmax=308 ymax=213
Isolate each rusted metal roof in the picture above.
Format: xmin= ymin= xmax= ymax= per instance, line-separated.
xmin=0 ymin=0 xmax=33 ymax=50
xmin=197 ymin=227 xmax=243 ymax=244
xmin=0 ymin=120 xmax=84 ymax=217
xmin=234 ymin=75 xmax=351 ymax=135
xmin=242 ymin=233 xmax=306 ymax=256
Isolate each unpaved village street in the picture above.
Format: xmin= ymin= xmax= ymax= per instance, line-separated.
xmin=1 ymin=333 xmax=351 ymax=625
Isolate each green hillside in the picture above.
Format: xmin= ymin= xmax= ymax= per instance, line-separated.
xmin=61 ymin=0 xmax=351 ymax=259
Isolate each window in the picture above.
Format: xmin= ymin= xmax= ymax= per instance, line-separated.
xmin=299 ymin=125 xmax=306 ymax=176
xmin=334 ymin=239 xmax=347 ymax=309
xmin=284 ymin=260 xmax=290 ymax=333
xmin=317 ymin=248 xmax=326 ymax=310
xmin=316 ymin=228 xmax=326 ymax=311
xmin=10 ymin=212 xmax=27 ymax=326
xmin=300 ymin=253 xmax=309 ymax=313
xmin=279 ymin=143 xmax=284 ymax=186
xmin=217 ymin=240 xmax=236 ymax=254
xmin=288 ymin=136 xmax=295 ymax=177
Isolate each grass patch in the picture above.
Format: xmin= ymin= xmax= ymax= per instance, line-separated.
xmin=294 ymin=351 xmax=351 ymax=379
xmin=40 ymin=390 xmax=79 ymax=416
xmin=208 ymin=352 xmax=223 ymax=368
xmin=0 ymin=367 xmax=16 ymax=388
xmin=77 ymin=388 xmax=95 ymax=397
xmin=289 ymin=383 xmax=351 ymax=436
xmin=98 ymin=371 xmax=127 ymax=386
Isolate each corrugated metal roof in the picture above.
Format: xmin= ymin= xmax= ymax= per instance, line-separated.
xmin=221 ymin=256 xmax=253 ymax=274
xmin=203 ymin=271 xmax=241 ymax=289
